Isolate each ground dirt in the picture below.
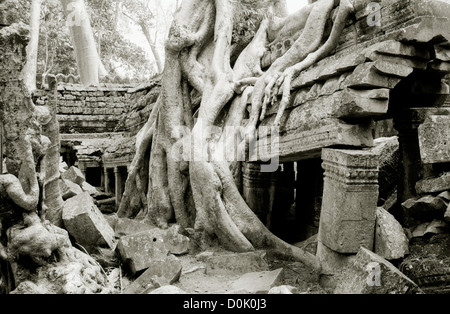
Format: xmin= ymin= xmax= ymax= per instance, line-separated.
xmin=119 ymin=246 xmax=329 ymax=294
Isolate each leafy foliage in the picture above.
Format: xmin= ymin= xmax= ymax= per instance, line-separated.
xmin=16 ymin=0 xmax=156 ymax=84
xmin=38 ymin=0 xmax=76 ymax=77
xmin=232 ymin=2 xmax=267 ymax=46
xmin=86 ymin=0 xmax=155 ymax=82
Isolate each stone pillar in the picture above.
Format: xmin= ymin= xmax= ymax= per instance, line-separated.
xmin=78 ymin=164 xmax=87 ymax=179
xmin=114 ymin=167 xmax=123 ymax=209
xmin=393 ymin=111 xmax=425 ymax=204
xmin=100 ymin=167 xmax=105 ymax=189
xmin=242 ymin=162 xmax=278 ymax=226
xmin=318 ymin=148 xmax=379 ymax=254
xmin=104 ymin=168 xmax=110 ymax=194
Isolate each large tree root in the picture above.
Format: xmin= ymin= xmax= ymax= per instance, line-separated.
xmin=118 ymin=0 xmax=354 ymax=273
xmin=246 ymin=0 xmax=354 ymax=136
xmin=117 ymin=98 xmax=160 ymax=219
xmin=0 ymin=135 xmax=40 ymax=212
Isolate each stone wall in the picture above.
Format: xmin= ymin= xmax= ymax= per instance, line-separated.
xmin=32 ymin=80 xmax=160 ymax=135
xmin=33 ymin=85 xmax=129 ymax=134
xmin=116 ymin=80 xmax=160 ymax=135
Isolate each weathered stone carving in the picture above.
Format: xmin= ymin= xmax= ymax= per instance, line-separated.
xmin=319 ymin=148 xmax=379 ymax=254
xmin=418 ymin=115 xmax=450 ymax=164
xmin=255 ymin=0 xmax=450 ymax=163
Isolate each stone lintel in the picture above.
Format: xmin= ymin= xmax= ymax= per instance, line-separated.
xmin=252 ymin=119 xmax=374 ymax=163
xmin=319 ymin=148 xmax=379 ymax=254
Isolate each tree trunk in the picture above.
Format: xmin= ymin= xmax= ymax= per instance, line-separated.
xmin=140 ymin=23 xmax=164 ymax=74
xmin=1 ymin=21 xmax=107 ymax=294
xmin=119 ymin=0 xmax=354 ymax=273
xmin=59 ymin=0 xmax=107 ymax=86
xmin=22 ymin=0 xmax=42 ymax=93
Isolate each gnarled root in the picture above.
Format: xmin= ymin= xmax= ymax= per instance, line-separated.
xmin=213 ymin=161 xmax=321 ymax=271
xmin=6 ymin=212 xmax=68 ymax=265
xmin=0 ymin=134 xmax=41 ymax=212
xmin=246 ymin=0 xmax=354 ymax=139
xmin=271 ymin=0 xmax=355 ymax=126
xmin=117 ymin=98 xmax=160 ymax=219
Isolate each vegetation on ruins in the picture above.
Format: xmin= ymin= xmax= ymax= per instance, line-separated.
xmin=2 ymin=0 xmax=450 ymax=295
xmin=117 ymin=0 xmax=355 ymax=271
xmin=0 ymin=0 xmax=358 ymax=292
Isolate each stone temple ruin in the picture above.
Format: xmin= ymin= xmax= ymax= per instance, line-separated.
xmin=2 ymin=0 xmax=450 ymax=294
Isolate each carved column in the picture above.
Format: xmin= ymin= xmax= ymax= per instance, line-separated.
xmin=100 ymin=166 xmax=104 ymax=189
xmin=78 ymin=163 xmax=87 ymax=179
xmin=104 ymin=167 xmax=110 ymax=194
xmin=114 ymin=167 xmax=123 ymax=209
xmin=393 ymin=111 xmax=425 ymax=204
xmin=242 ymin=162 xmax=278 ymax=227
xmin=318 ymin=148 xmax=379 ymax=254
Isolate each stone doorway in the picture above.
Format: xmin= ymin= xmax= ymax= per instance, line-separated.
xmin=243 ymin=160 xmax=325 ymax=244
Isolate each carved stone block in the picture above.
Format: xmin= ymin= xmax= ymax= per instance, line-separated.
xmin=319 ymin=148 xmax=379 ymax=254
xmin=418 ymin=115 xmax=450 ymax=164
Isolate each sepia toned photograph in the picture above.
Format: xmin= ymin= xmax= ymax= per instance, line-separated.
xmin=1 ymin=0 xmax=450 ymax=301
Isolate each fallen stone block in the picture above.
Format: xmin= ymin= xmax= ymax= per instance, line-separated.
xmin=415 ymin=172 xmax=450 ymax=194
xmin=411 ymin=222 xmax=429 ymax=238
xmin=412 ymin=219 xmax=449 ymax=237
xmin=59 ymin=179 xmax=83 ymax=200
xmin=418 ymin=115 xmax=450 ymax=164
xmin=124 ymin=255 xmax=182 ymax=294
xmin=114 ymin=218 xmax=155 ymax=237
xmin=375 ymin=207 xmax=409 ymax=260
xmin=92 ymin=191 xmax=115 ymax=201
xmin=103 ymin=213 xmax=118 ymax=231
xmin=445 ymin=203 xmax=450 ymax=222
xmin=61 ymin=166 xmax=86 ymax=186
xmin=205 ymin=251 xmax=269 ymax=275
xmin=230 ymin=268 xmax=284 ymax=294
xmin=62 ymin=192 xmax=116 ymax=252
xmin=333 ymin=247 xmax=421 ymax=294
xmin=371 ymin=136 xmax=399 ymax=202
xmin=95 ymin=197 xmax=116 ymax=214
xmin=116 ymin=229 xmax=169 ymax=274
xmin=148 ymin=285 xmax=187 ymax=294
xmin=316 ymin=240 xmax=353 ymax=281
xmin=382 ymin=189 xmax=398 ymax=212
xmin=59 ymin=161 xmax=68 ymax=174
xmin=424 ymin=219 xmax=449 ymax=235
xmin=268 ymin=285 xmax=298 ymax=294
xmin=81 ymin=181 xmax=99 ymax=195
xmin=163 ymin=224 xmax=190 ymax=255
xmin=401 ymin=195 xmax=447 ymax=225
